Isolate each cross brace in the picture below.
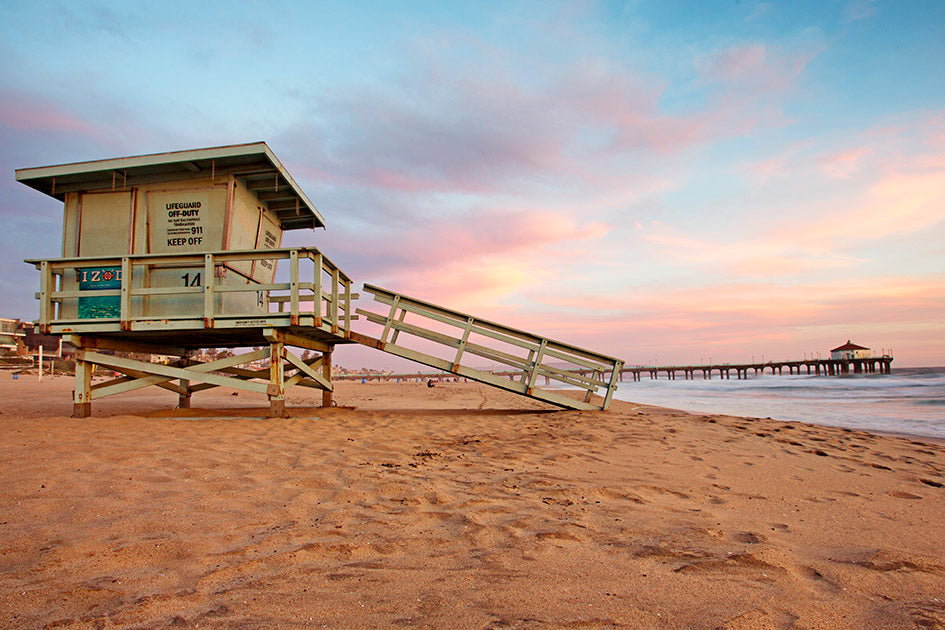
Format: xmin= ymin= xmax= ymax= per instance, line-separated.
xmin=68 ymin=334 xmax=334 ymax=418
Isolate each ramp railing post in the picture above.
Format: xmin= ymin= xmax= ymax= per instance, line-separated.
xmin=452 ymin=317 xmax=474 ymax=372
xmin=602 ymin=360 xmax=623 ymax=410
xmin=525 ymin=339 xmax=547 ymax=393
xmin=380 ymin=295 xmax=401 ymax=346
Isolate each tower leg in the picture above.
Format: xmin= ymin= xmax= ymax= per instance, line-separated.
xmin=322 ymin=348 xmax=333 ymax=407
xmin=268 ymin=342 xmax=287 ymax=418
xmin=178 ymin=352 xmax=192 ymax=409
xmin=74 ymin=356 xmax=92 ymax=418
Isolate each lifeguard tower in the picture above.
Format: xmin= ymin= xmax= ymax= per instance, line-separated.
xmin=18 ymin=143 xmax=623 ymax=417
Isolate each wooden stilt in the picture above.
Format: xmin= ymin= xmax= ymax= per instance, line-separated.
xmin=179 ymin=352 xmax=192 ymax=409
xmin=268 ymin=342 xmax=287 ymax=417
xmin=74 ymin=356 xmax=92 ymax=418
xmin=322 ymin=348 xmax=332 ymax=407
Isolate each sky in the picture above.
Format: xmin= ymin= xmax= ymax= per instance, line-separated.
xmin=1 ymin=0 xmax=943 ymax=368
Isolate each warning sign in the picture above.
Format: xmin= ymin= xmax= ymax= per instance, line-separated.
xmin=148 ymin=189 xmax=224 ymax=253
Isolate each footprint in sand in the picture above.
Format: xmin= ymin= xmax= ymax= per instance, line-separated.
xmin=888 ymin=490 xmax=923 ymax=500
xmin=731 ymin=531 xmax=764 ymax=544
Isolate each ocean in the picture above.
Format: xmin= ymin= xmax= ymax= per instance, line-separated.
xmin=612 ymin=367 xmax=945 ymax=440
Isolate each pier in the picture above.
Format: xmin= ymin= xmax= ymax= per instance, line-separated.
xmin=616 ymin=356 xmax=893 ymax=382
xmin=338 ymin=355 xmax=893 ymax=389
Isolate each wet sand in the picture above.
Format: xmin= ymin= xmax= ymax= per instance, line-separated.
xmin=1 ymin=375 xmax=943 ymax=628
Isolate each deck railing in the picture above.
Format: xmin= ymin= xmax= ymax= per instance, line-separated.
xmin=26 ymin=247 xmax=356 ymax=336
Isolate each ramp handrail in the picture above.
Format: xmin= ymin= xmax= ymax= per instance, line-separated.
xmin=353 ymin=284 xmax=623 ymax=410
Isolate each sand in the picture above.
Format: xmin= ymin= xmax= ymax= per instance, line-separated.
xmin=0 ymin=375 xmax=943 ymax=629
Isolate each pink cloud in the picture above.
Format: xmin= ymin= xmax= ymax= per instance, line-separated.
xmin=819 ymin=147 xmax=869 ymax=178
xmin=520 ymin=276 xmax=945 ymax=366
xmin=698 ymin=43 xmax=814 ymax=93
xmin=0 ymin=92 xmax=99 ymax=136
xmin=329 ymin=207 xmax=610 ymax=311
xmin=794 ymin=169 xmax=945 ymax=246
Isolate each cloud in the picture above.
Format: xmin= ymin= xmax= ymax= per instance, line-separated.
xmin=524 ymin=275 xmax=945 ymax=364
xmin=275 ymin=38 xmax=797 ymax=202
xmin=805 ymin=169 xmax=945 ymax=244
xmin=0 ymin=93 xmax=100 ymax=137
xmin=325 ymin=206 xmax=609 ymax=311
xmin=844 ymin=0 xmax=879 ymax=22
xmin=819 ymin=147 xmax=869 ymax=178
xmin=697 ymin=43 xmax=813 ymax=93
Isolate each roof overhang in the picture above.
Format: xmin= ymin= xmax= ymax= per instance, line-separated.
xmin=15 ymin=142 xmax=325 ymax=231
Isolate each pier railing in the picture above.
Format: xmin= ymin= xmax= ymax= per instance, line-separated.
xmin=26 ymin=247 xmax=356 ymax=337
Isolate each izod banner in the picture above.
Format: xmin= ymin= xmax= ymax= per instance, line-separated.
xmin=148 ymin=188 xmax=225 ymax=253
xmin=77 ymin=266 xmax=121 ymax=319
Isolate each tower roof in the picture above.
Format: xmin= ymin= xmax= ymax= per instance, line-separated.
xmin=15 ymin=142 xmax=325 ymax=231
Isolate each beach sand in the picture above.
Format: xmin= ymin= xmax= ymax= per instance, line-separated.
xmin=1 ymin=375 xmax=943 ymax=628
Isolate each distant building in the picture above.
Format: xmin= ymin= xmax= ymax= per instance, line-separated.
xmin=830 ymin=340 xmax=871 ymax=360
xmin=0 ymin=318 xmax=67 ymax=358
xmin=0 ymin=318 xmax=25 ymax=355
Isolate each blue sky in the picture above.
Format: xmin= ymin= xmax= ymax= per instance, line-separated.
xmin=2 ymin=0 xmax=943 ymax=367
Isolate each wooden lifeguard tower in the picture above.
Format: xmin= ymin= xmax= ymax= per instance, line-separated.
xmin=18 ymin=143 xmax=623 ymax=417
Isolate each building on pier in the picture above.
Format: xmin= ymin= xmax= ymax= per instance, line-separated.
xmin=830 ymin=340 xmax=871 ymax=361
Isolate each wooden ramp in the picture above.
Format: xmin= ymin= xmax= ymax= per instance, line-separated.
xmin=350 ymin=284 xmax=624 ymax=411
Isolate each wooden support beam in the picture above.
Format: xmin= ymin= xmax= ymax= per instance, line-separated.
xmin=75 ymin=349 xmax=272 ymax=394
xmin=74 ymin=356 xmax=92 ymax=418
xmin=269 ymin=342 xmax=286 ymax=417
xmin=63 ymin=334 xmax=187 ymax=357
xmin=283 ymin=349 xmax=332 ymax=391
xmin=179 ymin=352 xmax=192 ymax=409
xmin=262 ymin=328 xmax=331 ymax=353
xmin=285 ymin=356 xmax=324 ymax=388
xmin=90 ymin=367 xmax=187 ymax=399
xmin=322 ymin=348 xmax=333 ymax=407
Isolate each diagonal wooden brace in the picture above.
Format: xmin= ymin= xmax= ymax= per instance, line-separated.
xmin=76 ymin=349 xmax=273 ymax=396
